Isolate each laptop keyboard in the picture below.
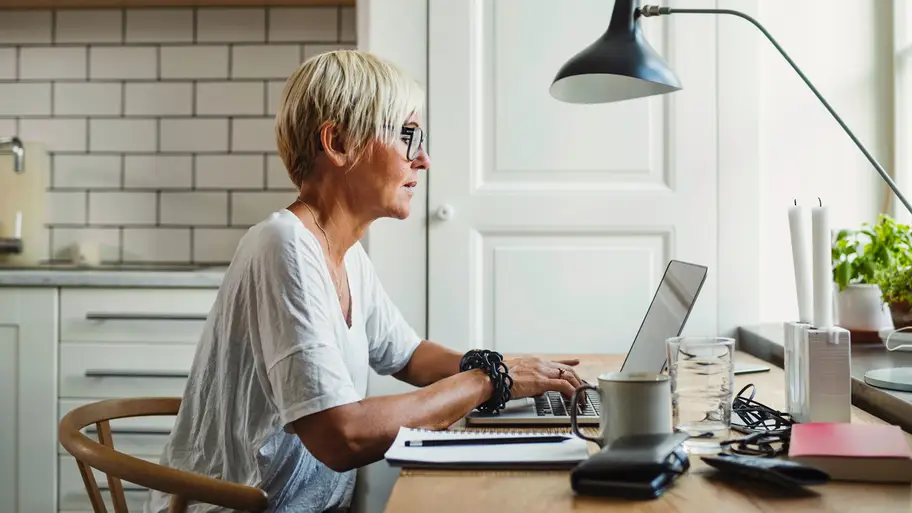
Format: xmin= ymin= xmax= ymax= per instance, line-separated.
xmin=533 ymin=389 xmax=600 ymax=417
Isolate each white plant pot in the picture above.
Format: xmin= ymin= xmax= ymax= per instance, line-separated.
xmin=835 ymin=283 xmax=894 ymax=331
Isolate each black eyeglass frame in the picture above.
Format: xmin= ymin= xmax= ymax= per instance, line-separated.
xmin=400 ymin=126 xmax=425 ymax=162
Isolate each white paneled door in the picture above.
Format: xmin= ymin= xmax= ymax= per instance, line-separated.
xmin=427 ymin=0 xmax=720 ymax=355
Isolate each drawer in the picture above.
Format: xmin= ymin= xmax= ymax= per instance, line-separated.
xmin=60 ymin=288 xmax=218 ymax=344
xmin=59 ymin=455 xmax=154 ymax=513
xmin=59 ymin=399 xmax=174 ymax=457
xmin=60 ymin=343 xmax=195 ymax=399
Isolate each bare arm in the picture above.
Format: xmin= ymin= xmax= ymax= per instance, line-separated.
xmin=290 ymin=367 xmax=492 ymax=472
xmin=289 ymin=354 xmax=587 ymax=473
xmin=392 ymin=340 xmax=463 ymax=387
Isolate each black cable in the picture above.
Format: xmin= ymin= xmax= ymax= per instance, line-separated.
xmin=721 ymin=383 xmax=795 ymax=457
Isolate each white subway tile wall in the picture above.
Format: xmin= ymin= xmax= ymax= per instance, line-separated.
xmin=0 ymin=6 xmax=355 ymax=264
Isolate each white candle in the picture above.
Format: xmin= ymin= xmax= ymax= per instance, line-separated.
xmin=13 ymin=211 xmax=21 ymax=239
xmin=788 ymin=202 xmax=813 ymax=323
xmin=812 ymin=200 xmax=834 ymax=328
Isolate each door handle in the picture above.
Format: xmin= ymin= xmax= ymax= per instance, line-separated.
xmin=435 ymin=204 xmax=455 ymax=221
xmin=84 ymin=370 xmax=190 ymax=379
xmin=86 ymin=312 xmax=208 ymax=321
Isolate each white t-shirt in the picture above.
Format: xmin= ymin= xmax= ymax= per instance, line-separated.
xmin=145 ymin=209 xmax=422 ymax=513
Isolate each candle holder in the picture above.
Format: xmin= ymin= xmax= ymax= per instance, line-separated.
xmin=784 ymin=321 xmax=852 ymax=424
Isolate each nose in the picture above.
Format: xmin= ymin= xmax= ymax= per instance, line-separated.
xmin=412 ymin=145 xmax=431 ymax=170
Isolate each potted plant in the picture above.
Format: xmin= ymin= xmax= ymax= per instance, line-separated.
xmin=875 ymin=266 xmax=912 ymax=329
xmin=832 ymin=214 xmax=912 ymax=330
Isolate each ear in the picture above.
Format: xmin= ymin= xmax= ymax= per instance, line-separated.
xmin=318 ymin=122 xmax=348 ymax=167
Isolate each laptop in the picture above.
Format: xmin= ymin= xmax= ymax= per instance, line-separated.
xmin=465 ymin=259 xmax=709 ymax=426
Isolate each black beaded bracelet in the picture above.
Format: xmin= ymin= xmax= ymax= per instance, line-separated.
xmin=460 ymin=349 xmax=513 ymax=414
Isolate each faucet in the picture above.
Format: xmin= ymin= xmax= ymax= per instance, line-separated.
xmin=0 ymin=136 xmax=24 ymax=174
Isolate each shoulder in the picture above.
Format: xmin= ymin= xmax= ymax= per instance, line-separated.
xmin=236 ymin=209 xmax=324 ymax=281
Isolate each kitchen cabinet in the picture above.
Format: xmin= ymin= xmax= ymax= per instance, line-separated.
xmin=0 ymin=288 xmax=58 ymax=513
xmin=0 ymin=270 xmax=222 ymax=513
xmin=0 ymin=0 xmax=352 ymax=8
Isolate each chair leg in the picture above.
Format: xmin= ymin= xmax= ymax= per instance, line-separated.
xmin=167 ymin=494 xmax=188 ymax=513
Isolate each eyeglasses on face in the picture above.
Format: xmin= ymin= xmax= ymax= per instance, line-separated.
xmin=316 ymin=124 xmax=426 ymax=161
xmin=399 ymin=126 xmax=425 ymax=161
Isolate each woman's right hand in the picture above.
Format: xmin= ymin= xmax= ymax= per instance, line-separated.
xmin=503 ymin=356 xmax=585 ymax=400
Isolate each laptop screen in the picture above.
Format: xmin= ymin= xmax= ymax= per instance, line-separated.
xmin=620 ymin=260 xmax=708 ymax=373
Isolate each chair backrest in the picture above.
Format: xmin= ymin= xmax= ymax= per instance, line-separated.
xmin=58 ymin=397 xmax=269 ymax=513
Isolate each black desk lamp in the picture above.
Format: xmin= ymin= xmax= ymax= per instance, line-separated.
xmin=550 ymin=0 xmax=912 ymax=391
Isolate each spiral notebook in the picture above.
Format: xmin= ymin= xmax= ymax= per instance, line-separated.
xmin=383 ymin=427 xmax=591 ymax=469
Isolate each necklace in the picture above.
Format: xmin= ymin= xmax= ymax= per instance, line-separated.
xmin=296 ymin=198 xmax=345 ymax=301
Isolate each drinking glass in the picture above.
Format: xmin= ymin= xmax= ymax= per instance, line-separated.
xmin=666 ymin=336 xmax=735 ymax=454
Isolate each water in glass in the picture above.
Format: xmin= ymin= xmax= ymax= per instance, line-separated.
xmin=666 ymin=336 xmax=735 ymax=454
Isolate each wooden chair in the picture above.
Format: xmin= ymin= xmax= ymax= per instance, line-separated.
xmin=58 ymin=397 xmax=269 ymax=513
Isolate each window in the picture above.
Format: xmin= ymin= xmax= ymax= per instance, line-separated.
xmin=894 ymin=0 xmax=911 ymax=223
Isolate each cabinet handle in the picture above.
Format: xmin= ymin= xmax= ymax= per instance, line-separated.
xmin=85 ymin=427 xmax=171 ymax=436
xmin=86 ymin=312 xmax=208 ymax=321
xmin=99 ymin=485 xmax=149 ymax=493
xmin=84 ymin=370 xmax=190 ymax=379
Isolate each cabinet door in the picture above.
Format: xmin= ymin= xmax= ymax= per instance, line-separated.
xmin=0 ymin=288 xmax=57 ymax=513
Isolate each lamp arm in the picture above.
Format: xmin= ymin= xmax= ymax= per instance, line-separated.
xmin=639 ymin=5 xmax=912 ymax=216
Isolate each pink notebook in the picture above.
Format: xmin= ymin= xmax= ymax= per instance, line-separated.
xmin=788 ymin=423 xmax=912 ymax=482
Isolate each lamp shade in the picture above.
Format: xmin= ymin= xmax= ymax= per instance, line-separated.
xmin=550 ymin=0 xmax=682 ymax=104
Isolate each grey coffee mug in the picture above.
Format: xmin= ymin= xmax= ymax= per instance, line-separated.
xmin=570 ymin=372 xmax=673 ymax=448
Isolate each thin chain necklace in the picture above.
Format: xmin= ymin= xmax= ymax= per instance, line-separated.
xmin=296 ymin=198 xmax=345 ymax=301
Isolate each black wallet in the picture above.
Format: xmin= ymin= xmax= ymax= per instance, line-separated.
xmin=700 ymin=453 xmax=830 ymax=493
xmin=570 ymin=432 xmax=691 ymax=500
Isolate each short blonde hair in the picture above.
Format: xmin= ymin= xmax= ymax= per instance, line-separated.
xmin=275 ymin=49 xmax=424 ymax=188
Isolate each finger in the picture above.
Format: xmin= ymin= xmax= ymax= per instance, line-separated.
xmin=554 ymin=364 xmax=583 ymax=390
xmin=546 ymin=379 xmax=577 ymax=399
xmin=555 ymin=359 xmax=580 ymax=366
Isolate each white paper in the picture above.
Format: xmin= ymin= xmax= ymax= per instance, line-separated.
xmin=13 ymin=211 xmax=21 ymax=239
xmin=788 ymin=204 xmax=813 ymax=323
xmin=812 ymin=202 xmax=834 ymax=328
xmin=383 ymin=427 xmax=590 ymax=468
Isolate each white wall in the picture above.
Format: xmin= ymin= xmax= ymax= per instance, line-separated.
xmin=0 ymin=7 xmax=354 ymax=264
xmin=756 ymin=0 xmax=893 ymax=322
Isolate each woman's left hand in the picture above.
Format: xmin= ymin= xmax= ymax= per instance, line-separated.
xmin=502 ymin=356 xmax=585 ymax=401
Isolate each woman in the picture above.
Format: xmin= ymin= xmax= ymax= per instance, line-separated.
xmin=146 ymin=50 xmax=584 ymax=513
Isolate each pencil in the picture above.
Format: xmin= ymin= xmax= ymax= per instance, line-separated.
xmin=404 ymin=436 xmax=571 ymax=447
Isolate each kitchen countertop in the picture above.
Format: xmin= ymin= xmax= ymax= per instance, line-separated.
xmin=738 ymin=323 xmax=912 ymax=433
xmin=0 ymin=263 xmax=227 ymax=288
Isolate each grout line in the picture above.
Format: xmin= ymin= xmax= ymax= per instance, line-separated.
xmin=49 ymin=154 xmax=56 ymax=188
xmin=120 ymin=154 xmax=126 ymax=188
xmin=156 ymin=118 xmax=161 ymax=152
xmin=227 ymin=117 xmax=233 ymax=154
xmin=192 ymin=80 xmax=198 ymax=116
xmin=84 ymin=190 xmax=90 ymax=227
xmin=262 ymin=81 xmax=268 ymax=115
xmin=189 ymin=226 xmax=195 ymax=263
xmin=227 ymin=191 xmax=232 ymax=227
xmin=337 ymin=6 xmax=342 ymax=42
xmin=156 ymin=46 xmax=161 ymax=80
xmin=155 ymin=190 xmax=161 ymax=226
xmin=15 ymin=46 xmax=20 ymax=80
xmin=227 ymin=43 xmax=234 ymax=79
xmin=121 ymin=9 xmax=127 ymax=44
xmin=49 ymin=81 xmax=55 ymax=116
xmin=191 ymin=154 xmax=197 ymax=189
xmin=118 ymin=226 xmax=124 ymax=263
xmin=192 ymin=8 xmax=199 ymax=44
xmin=85 ymin=45 xmax=90 ymax=80
xmin=262 ymin=154 xmax=268 ymax=189
xmin=85 ymin=118 xmax=90 ymax=153
xmin=120 ymin=82 xmax=126 ymax=116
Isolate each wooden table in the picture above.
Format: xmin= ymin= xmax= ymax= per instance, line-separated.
xmin=383 ymin=352 xmax=912 ymax=513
